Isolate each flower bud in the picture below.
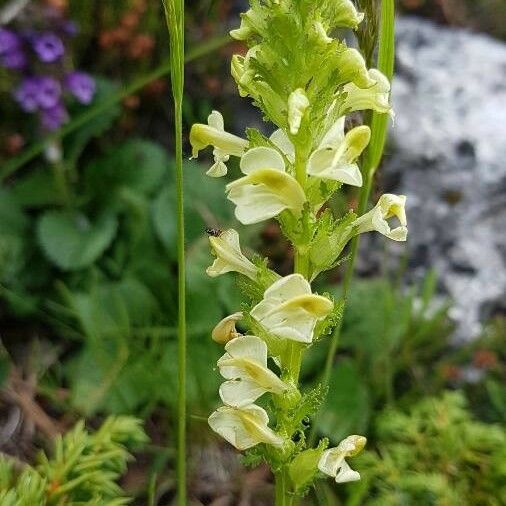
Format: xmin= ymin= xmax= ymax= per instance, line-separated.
xmin=288 ymin=88 xmax=310 ymax=135
xmin=212 ymin=312 xmax=243 ymax=344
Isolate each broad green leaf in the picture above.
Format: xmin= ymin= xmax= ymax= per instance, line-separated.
xmin=317 ymin=359 xmax=370 ymax=442
xmin=37 ymin=210 xmax=117 ymax=270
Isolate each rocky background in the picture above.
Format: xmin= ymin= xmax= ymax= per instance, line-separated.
xmin=375 ymin=17 xmax=506 ymax=341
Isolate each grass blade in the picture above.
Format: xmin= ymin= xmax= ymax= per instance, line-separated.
xmin=162 ymin=0 xmax=186 ymax=504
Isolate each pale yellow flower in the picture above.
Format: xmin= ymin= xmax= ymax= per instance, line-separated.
xmin=308 ymin=117 xmax=370 ymax=187
xmin=318 ymin=435 xmax=367 ymax=483
xmin=218 ymin=335 xmax=288 ymax=406
xmin=190 ymin=110 xmax=248 ymax=177
xmin=351 ymin=194 xmax=408 ymax=241
xmin=226 ymin=147 xmax=306 ymax=225
xmin=206 ymin=229 xmax=257 ymax=280
xmin=251 ymin=274 xmax=333 ymax=344
xmin=208 ymin=404 xmax=284 ymax=450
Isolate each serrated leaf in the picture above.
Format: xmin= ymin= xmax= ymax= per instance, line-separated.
xmin=37 ymin=211 xmax=117 ymax=270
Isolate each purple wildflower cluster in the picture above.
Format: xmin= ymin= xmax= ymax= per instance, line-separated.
xmin=1 ymin=7 xmax=96 ymax=132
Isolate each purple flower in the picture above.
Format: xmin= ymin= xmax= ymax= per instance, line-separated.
xmin=1 ymin=49 xmax=27 ymax=70
xmin=36 ymin=76 xmax=62 ymax=109
xmin=40 ymin=102 xmax=68 ymax=131
xmin=0 ymin=29 xmax=21 ymax=56
xmin=64 ymin=71 xmax=96 ymax=104
xmin=14 ymin=78 xmax=40 ymax=112
xmin=33 ymin=32 xmax=65 ymax=63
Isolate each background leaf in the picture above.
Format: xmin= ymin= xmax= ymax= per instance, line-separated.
xmin=37 ymin=210 xmax=118 ymax=270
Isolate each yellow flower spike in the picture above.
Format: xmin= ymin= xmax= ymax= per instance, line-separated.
xmin=318 ymin=435 xmax=367 ymax=484
xmin=212 ymin=312 xmax=244 ymax=344
xmin=189 ymin=110 xmax=249 ymax=177
xmin=206 ymin=229 xmax=257 ymax=280
xmin=250 ymin=274 xmax=333 ymax=344
xmin=208 ymin=404 xmax=285 ymax=450
xmin=218 ymin=335 xmax=288 ymax=406
xmin=226 ymin=147 xmax=306 ymax=225
xmin=351 ymin=194 xmax=408 ymax=241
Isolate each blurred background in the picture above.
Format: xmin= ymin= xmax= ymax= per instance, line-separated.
xmin=0 ymin=0 xmax=504 ymax=504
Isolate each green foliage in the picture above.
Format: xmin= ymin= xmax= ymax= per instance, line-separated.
xmin=0 ymin=416 xmax=147 ymax=505
xmin=348 ymin=392 xmax=506 ymax=506
xmin=289 ymin=439 xmax=328 ymax=495
xmin=317 ymin=360 xmax=370 ymax=443
xmin=37 ymin=211 xmax=118 ymax=271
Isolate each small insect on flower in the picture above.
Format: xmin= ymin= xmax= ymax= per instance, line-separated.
xmin=206 ymin=228 xmax=223 ymax=237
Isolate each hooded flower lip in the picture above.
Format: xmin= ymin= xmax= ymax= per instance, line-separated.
xmin=206 ymin=229 xmax=257 ymax=280
xmin=218 ymin=335 xmax=288 ymax=407
xmin=190 ymin=110 xmax=249 ymax=177
xmin=250 ymin=274 xmax=333 ymax=344
xmin=342 ymin=68 xmax=393 ymax=116
xmin=308 ymin=117 xmax=370 ymax=187
xmin=208 ymin=404 xmax=284 ymax=450
xmin=351 ymin=194 xmax=408 ymax=241
xmin=226 ymin=147 xmax=306 ymax=225
xmin=318 ymin=435 xmax=367 ymax=484
xmin=269 ymin=129 xmax=295 ymax=163
xmin=212 ymin=312 xmax=243 ymax=344
xmin=337 ymin=47 xmax=376 ymax=89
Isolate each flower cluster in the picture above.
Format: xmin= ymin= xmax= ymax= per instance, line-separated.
xmin=190 ymin=0 xmax=408 ymax=499
xmin=1 ymin=3 xmax=96 ymax=131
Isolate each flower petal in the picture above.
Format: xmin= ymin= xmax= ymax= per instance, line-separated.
xmin=270 ymin=129 xmax=295 ymax=162
xmin=212 ymin=312 xmax=243 ymax=344
xmin=226 ymin=169 xmax=306 ymax=225
xmin=206 ymin=160 xmax=228 ymax=177
xmin=208 ymin=404 xmax=283 ymax=450
xmin=206 ymin=229 xmax=257 ymax=279
xmin=240 ymin=146 xmax=285 ymax=175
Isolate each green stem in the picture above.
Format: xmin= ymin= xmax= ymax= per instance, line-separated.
xmin=274 ymin=140 xmax=310 ymax=505
xmin=309 ymin=0 xmax=396 ymax=446
xmin=0 ymin=34 xmax=230 ymax=182
xmin=162 ymin=1 xmax=186 ymax=505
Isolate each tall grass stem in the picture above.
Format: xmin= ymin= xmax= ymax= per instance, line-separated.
xmin=162 ymin=0 xmax=186 ymax=504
